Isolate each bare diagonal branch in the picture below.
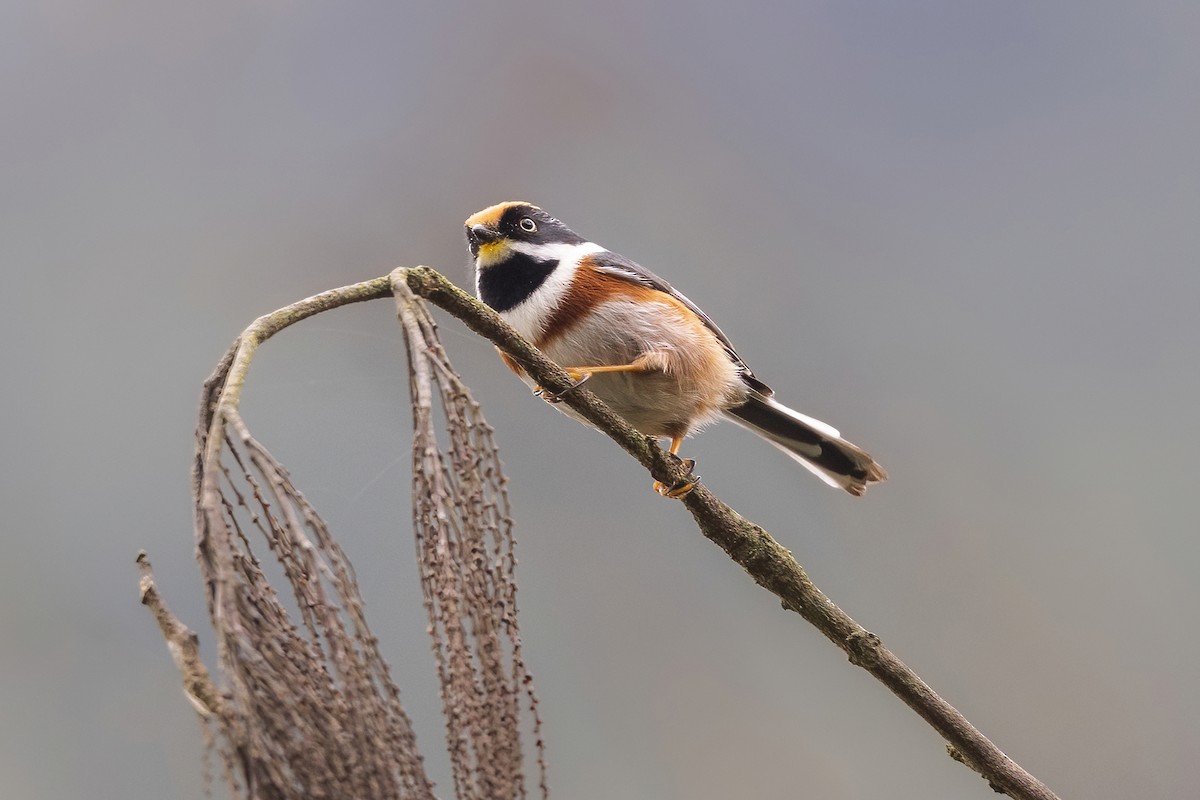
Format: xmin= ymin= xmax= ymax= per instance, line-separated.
xmin=393 ymin=266 xmax=1061 ymax=800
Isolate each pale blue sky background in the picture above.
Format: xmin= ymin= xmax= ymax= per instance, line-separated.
xmin=3 ymin=2 xmax=1198 ymax=798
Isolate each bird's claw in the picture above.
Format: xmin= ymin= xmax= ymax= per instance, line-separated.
xmin=533 ymin=370 xmax=592 ymax=404
xmin=654 ymin=457 xmax=698 ymax=499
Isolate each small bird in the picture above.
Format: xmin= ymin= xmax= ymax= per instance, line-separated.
xmin=465 ymin=201 xmax=886 ymax=497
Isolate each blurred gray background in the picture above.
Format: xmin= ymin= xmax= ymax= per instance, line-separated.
xmin=3 ymin=2 xmax=1198 ymax=798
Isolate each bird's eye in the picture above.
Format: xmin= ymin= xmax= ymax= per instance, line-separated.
xmin=519 ymin=217 xmax=537 ymax=233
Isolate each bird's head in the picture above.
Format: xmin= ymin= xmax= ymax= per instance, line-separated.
xmin=464 ymin=201 xmax=584 ymax=267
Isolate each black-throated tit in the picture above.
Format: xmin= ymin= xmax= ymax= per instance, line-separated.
xmin=466 ymin=201 xmax=886 ymax=497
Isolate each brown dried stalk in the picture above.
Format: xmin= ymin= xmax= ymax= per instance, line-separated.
xmin=395 ymin=280 xmax=546 ymax=800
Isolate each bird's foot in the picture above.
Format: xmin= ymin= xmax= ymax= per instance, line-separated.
xmin=533 ymin=370 xmax=592 ymax=404
xmin=653 ymin=456 xmax=698 ymax=499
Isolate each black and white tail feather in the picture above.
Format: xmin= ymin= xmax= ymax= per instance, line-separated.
xmin=725 ymin=395 xmax=887 ymax=496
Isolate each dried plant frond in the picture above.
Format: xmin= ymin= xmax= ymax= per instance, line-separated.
xmin=142 ymin=275 xmax=545 ymax=799
xmin=397 ymin=281 xmax=546 ymax=800
xmin=189 ymin=405 xmax=436 ymax=799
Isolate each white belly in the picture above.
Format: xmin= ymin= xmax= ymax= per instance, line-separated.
xmin=506 ymin=297 xmax=747 ymax=439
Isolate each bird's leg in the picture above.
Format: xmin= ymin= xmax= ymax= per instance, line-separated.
xmin=534 ymin=356 xmax=658 ymax=403
xmin=654 ymin=435 xmax=698 ymax=499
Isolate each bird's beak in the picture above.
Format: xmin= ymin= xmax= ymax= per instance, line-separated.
xmin=466 ymin=224 xmax=501 ymax=258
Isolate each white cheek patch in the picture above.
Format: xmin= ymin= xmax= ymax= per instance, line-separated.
xmin=508 ymin=240 xmax=606 ymax=263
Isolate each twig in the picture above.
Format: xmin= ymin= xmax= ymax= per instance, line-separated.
xmin=194 ymin=276 xmax=394 ymax=552
xmin=137 ymin=551 xmax=223 ymax=718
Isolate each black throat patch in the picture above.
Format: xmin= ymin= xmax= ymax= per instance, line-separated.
xmin=477 ymin=253 xmax=559 ymax=312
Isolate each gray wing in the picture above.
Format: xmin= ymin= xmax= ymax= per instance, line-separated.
xmin=590 ymin=250 xmax=773 ymax=397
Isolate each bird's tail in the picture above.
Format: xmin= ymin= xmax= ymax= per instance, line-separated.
xmin=725 ymin=395 xmax=887 ymax=496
